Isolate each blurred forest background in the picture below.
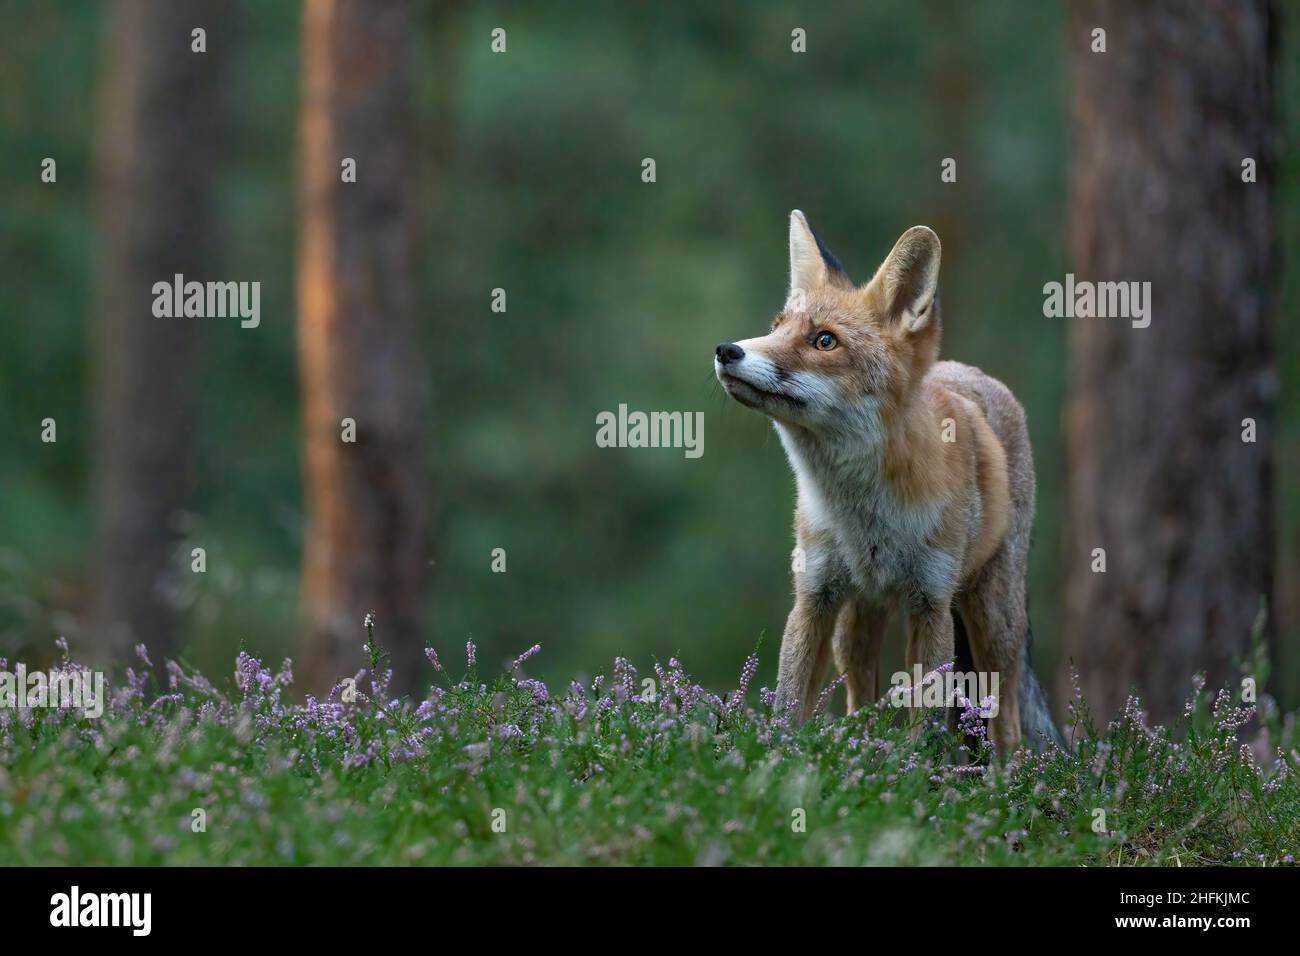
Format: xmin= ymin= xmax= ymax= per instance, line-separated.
xmin=1 ymin=1 xmax=1296 ymax=719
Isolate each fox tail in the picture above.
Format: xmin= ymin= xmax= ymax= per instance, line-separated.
xmin=1017 ymin=624 xmax=1067 ymax=752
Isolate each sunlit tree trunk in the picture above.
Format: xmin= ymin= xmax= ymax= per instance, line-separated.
xmin=91 ymin=0 xmax=230 ymax=662
xmin=1062 ymin=0 xmax=1278 ymax=722
xmin=297 ymin=0 xmax=428 ymax=692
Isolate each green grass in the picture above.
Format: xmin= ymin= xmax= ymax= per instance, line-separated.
xmin=0 ymin=639 xmax=1295 ymax=866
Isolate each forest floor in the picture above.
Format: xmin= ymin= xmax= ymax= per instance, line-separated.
xmin=1 ymin=634 xmax=1296 ymax=866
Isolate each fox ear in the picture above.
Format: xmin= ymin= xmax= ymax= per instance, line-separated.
xmin=872 ymin=226 xmax=941 ymax=333
xmin=787 ymin=210 xmax=849 ymax=308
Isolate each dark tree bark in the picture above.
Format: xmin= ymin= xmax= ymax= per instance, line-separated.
xmin=296 ymin=0 xmax=428 ymax=692
xmin=1062 ymin=1 xmax=1278 ymax=722
xmin=90 ymin=0 xmax=230 ymax=662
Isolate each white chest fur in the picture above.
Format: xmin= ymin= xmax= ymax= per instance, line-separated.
xmin=776 ymin=423 xmax=954 ymax=603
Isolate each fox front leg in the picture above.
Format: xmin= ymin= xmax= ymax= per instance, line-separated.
xmin=832 ymin=597 xmax=890 ymax=713
xmin=900 ymin=602 xmax=956 ymax=743
xmin=904 ymin=602 xmax=955 ymax=681
xmin=774 ymin=592 xmax=841 ymax=723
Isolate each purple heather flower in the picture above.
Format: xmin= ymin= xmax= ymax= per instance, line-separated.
xmin=424 ymin=647 xmax=442 ymax=671
xmin=512 ymin=644 xmax=542 ymax=670
xmin=727 ymin=654 xmax=759 ymax=716
xmin=517 ymin=679 xmax=549 ymax=703
xmin=813 ymin=672 xmax=849 ymax=717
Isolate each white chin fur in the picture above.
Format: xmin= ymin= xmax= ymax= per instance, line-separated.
xmin=717 ymin=348 xmax=827 ymax=423
xmin=721 ymin=341 xmax=784 ymax=393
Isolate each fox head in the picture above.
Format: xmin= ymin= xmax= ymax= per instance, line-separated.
xmin=715 ymin=211 xmax=942 ymax=433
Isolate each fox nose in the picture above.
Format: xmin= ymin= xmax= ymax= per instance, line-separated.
xmin=716 ymin=342 xmax=745 ymax=365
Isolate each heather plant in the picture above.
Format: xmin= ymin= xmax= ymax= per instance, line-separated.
xmin=0 ymin=629 xmax=1294 ymax=866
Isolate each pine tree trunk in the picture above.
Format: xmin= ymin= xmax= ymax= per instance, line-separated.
xmin=90 ymin=0 xmax=230 ymax=662
xmin=1062 ymin=0 xmax=1278 ymax=722
xmin=296 ymin=0 xmax=428 ymax=692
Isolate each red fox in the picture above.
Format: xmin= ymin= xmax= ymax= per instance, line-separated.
xmin=715 ymin=211 xmax=1063 ymax=755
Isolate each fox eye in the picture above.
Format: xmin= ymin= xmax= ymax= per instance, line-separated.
xmin=814 ymin=331 xmax=837 ymax=351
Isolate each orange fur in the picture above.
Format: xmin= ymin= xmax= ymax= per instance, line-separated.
xmin=715 ymin=213 xmax=1062 ymax=755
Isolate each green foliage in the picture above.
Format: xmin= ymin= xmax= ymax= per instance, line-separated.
xmin=0 ymin=644 xmax=1294 ymax=866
